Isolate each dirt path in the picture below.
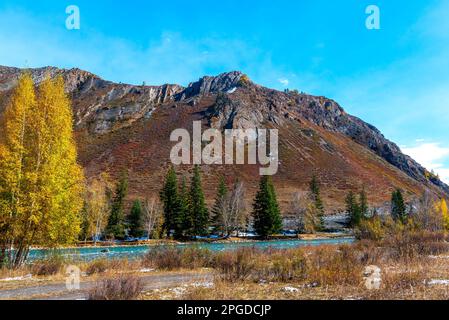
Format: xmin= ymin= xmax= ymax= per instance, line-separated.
xmin=0 ymin=272 xmax=213 ymax=300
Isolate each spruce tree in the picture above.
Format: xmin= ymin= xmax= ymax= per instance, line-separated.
xmin=211 ymin=176 xmax=228 ymax=233
xmin=391 ymin=189 xmax=406 ymax=223
xmin=79 ymin=200 xmax=90 ymax=242
xmin=160 ymin=167 xmax=181 ymax=238
xmin=178 ymin=176 xmax=191 ymax=238
xmin=189 ymin=166 xmax=209 ymax=237
xmin=105 ymin=173 xmax=128 ymax=239
xmin=346 ymin=191 xmax=361 ymax=227
xmin=252 ymin=176 xmax=282 ymax=238
xmin=309 ymin=175 xmax=325 ymax=230
xmin=128 ymin=200 xmax=144 ymax=238
xmin=358 ymin=188 xmax=368 ymax=219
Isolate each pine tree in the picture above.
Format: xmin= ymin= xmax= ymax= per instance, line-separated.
xmin=160 ymin=167 xmax=180 ymax=238
xmin=211 ymin=176 xmax=228 ymax=233
xmin=346 ymin=191 xmax=361 ymax=227
xmin=252 ymin=176 xmax=282 ymax=238
xmin=359 ymin=188 xmax=369 ymax=219
xmin=79 ymin=200 xmax=90 ymax=242
xmin=189 ymin=166 xmax=209 ymax=237
xmin=391 ymin=189 xmax=406 ymax=223
xmin=177 ymin=176 xmax=191 ymax=238
xmin=105 ymin=173 xmax=128 ymax=239
xmin=128 ymin=200 xmax=144 ymax=238
xmin=309 ymin=175 xmax=325 ymax=230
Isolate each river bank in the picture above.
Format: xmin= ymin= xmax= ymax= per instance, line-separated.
xmin=2 ymin=231 xmax=449 ymax=300
xmin=27 ymin=235 xmax=355 ymax=262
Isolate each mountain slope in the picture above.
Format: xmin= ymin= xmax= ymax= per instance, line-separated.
xmin=0 ymin=66 xmax=447 ymax=211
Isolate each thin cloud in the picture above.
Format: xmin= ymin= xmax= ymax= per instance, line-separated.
xmin=278 ymin=78 xmax=289 ymax=86
xmin=402 ymin=142 xmax=449 ymax=183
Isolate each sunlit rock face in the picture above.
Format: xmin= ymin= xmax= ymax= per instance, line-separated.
xmin=0 ymin=65 xmax=447 ymax=208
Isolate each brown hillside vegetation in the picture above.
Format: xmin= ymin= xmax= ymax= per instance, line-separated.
xmin=0 ymin=66 xmax=446 ymax=212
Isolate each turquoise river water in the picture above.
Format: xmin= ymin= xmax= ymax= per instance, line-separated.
xmin=27 ymin=237 xmax=354 ymax=262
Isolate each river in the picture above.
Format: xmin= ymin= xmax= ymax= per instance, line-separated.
xmin=28 ymin=237 xmax=355 ymax=262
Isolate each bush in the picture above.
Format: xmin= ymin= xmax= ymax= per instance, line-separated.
xmin=356 ymin=216 xmax=385 ymax=241
xmin=262 ymin=250 xmax=307 ymax=282
xmin=181 ymin=247 xmax=213 ymax=269
xmin=32 ymin=255 xmax=65 ymax=276
xmin=85 ymin=259 xmax=109 ymax=275
xmin=306 ymin=245 xmax=363 ymax=286
xmin=88 ymin=275 xmax=143 ymax=300
xmin=143 ymin=247 xmax=183 ymax=270
xmin=382 ymin=230 xmax=449 ymax=262
xmin=143 ymin=247 xmax=213 ymax=270
xmin=214 ymin=248 xmax=258 ymax=282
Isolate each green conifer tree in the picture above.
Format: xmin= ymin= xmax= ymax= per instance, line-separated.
xmin=309 ymin=175 xmax=325 ymax=230
xmin=128 ymin=200 xmax=144 ymax=238
xmin=79 ymin=200 xmax=89 ymax=242
xmin=211 ymin=176 xmax=228 ymax=234
xmin=252 ymin=176 xmax=282 ymax=238
xmin=346 ymin=191 xmax=361 ymax=227
xmin=105 ymin=173 xmax=128 ymax=240
xmin=189 ymin=166 xmax=209 ymax=237
xmin=178 ymin=176 xmax=191 ymax=238
xmin=160 ymin=167 xmax=181 ymax=238
xmin=358 ymin=188 xmax=369 ymax=219
xmin=391 ymin=189 xmax=407 ymax=223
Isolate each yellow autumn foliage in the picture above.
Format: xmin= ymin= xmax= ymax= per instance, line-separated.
xmin=0 ymin=73 xmax=84 ymax=267
xmin=440 ymin=199 xmax=449 ymax=231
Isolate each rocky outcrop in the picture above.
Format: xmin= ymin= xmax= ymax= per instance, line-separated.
xmin=0 ymin=65 xmax=447 ymax=197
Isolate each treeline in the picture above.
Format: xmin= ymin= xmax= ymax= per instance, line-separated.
xmin=91 ymin=166 xmax=328 ymax=241
xmin=79 ymin=172 xmax=163 ymax=243
xmin=346 ymin=187 xmax=449 ymax=239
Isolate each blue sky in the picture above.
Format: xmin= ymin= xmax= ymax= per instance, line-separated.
xmin=0 ymin=0 xmax=448 ymax=182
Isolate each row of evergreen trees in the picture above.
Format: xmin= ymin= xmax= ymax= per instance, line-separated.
xmin=159 ymin=167 xmax=327 ymax=239
xmin=100 ymin=166 xmax=329 ymax=240
xmin=160 ymin=166 xmax=209 ymax=239
xmin=100 ymin=167 xmax=415 ymax=240
xmin=346 ymin=187 xmax=407 ymax=227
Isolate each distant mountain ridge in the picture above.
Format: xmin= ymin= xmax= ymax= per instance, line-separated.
xmin=0 ymin=65 xmax=447 ymax=210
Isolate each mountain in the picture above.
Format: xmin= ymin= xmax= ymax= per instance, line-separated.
xmin=0 ymin=65 xmax=447 ymax=212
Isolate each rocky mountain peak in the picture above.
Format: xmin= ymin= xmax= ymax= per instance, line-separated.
xmin=0 ymin=65 xmax=447 ymax=199
xmin=178 ymin=71 xmax=244 ymax=100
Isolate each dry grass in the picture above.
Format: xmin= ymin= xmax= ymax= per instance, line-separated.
xmin=30 ymin=255 xmax=66 ymax=276
xmin=88 ymin=275 xmax=144 ymax=300
xmin=141 ymin=231 xmax=449 ymax=300
xmin=142 ymin=247 xmax=213 ymax=271
xmin=2 ymin=230 xmax=449 ymax=300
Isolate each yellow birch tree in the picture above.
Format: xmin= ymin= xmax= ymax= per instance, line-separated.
xmin=0 ymin=73 xmax=35 ymax=266
xmin=440 ymin=199 xmax=449 ymax=231
xmin=0 ymin=74 xmax=84 ymax=267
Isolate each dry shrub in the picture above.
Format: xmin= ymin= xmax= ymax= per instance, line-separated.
xmin=85 ymin=259 xmax=109 ymax=275
xmin=31 ymin=255 xmax=65 ymax=276
xmin=255 ymin=249 xmax=307 ymax=282
xmin=382 ymin=231 xmax=449 ymax=262
xmin=214 ymin=247 xmax=258 ymax=282
xmin=181 ymin=247 xmax=213 ymax=269
xmin=143 ymin=247 xmax=183 ymax=270
xmin=143 ymin=247 xmax=212 ymax=270
xmin=385 ymin=270 xmax=427 ymax=291
xmin=88 ymin=275 xmax=143 ymax=300
xmin=352 ymin=240 xmax=385 ymax=265
xmin=214 ymin=247 xmax=308 ymax=283
xmin=306 ymin=245 xmax=363 ymax=286
xmin=356 ymin=217 xmax=385 ymax=241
